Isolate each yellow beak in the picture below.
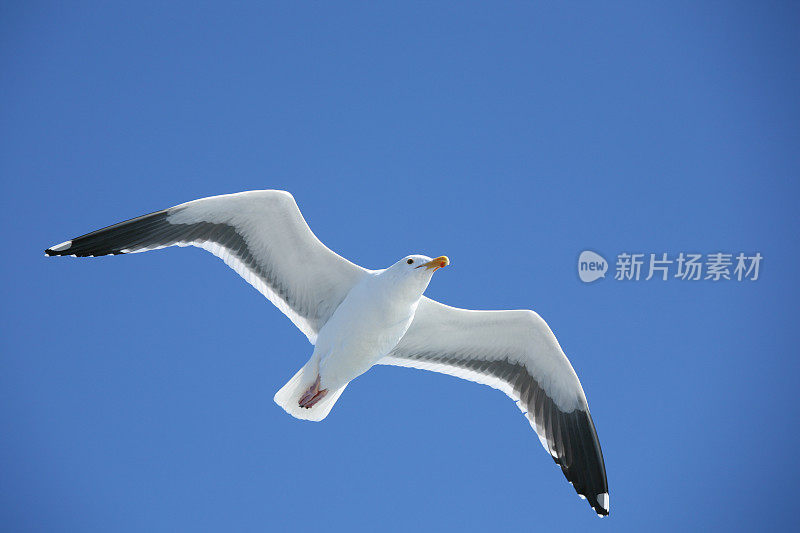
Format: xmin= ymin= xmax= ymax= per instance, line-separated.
xmin=415 ymin=256 xmax=450 ymax=271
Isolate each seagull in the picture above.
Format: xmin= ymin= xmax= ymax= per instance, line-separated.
xmin=45 ymin=190 xmax=609 ymax=516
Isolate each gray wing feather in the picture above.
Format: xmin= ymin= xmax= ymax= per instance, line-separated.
xmin=46 ymin=190 xmax=367 ymax=342
xmin=380 ymin=297 xmax=609 ymax=516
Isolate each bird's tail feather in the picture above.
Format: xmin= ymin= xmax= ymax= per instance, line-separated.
xmin=274 ymin=360 xmax=346 ymax=422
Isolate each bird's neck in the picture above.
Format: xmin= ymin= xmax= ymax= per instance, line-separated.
xmin=374 ymin=270 xmax=428 ymax=306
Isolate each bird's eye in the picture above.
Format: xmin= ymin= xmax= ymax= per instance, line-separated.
xmin=407 ymin=259 xmax=414 ymax=264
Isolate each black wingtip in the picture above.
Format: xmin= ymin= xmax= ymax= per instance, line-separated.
xmin=591 ymin=492 xmax=610 ymax=517
xmin=45 ymin=239 xmax=74 ymax=256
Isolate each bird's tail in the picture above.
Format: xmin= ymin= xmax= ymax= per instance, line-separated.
xmin=273 ymin=359 xmax=347 ymax=422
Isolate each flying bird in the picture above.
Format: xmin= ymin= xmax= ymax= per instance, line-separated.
xmin=45 ymin=190 xmax=609 ymax=516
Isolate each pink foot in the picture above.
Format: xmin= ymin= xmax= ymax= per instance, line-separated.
xmin=298 ymin=376 xmax=329 ymax=409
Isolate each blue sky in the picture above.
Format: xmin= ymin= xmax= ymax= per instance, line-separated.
xmin=2 ymin=2 xmax=799 ymax=531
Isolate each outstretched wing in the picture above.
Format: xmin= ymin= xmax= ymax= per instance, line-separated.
xmin=379 ymin=297 xmax=609 ymax=516
xmin=45 ymin=190 xmax=368 ymax=343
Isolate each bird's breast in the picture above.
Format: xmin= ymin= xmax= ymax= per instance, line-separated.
xmin=314 ymin=277 xmax=419 ymax=387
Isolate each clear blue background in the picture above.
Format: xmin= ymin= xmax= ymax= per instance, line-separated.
xmin=2 ymin=2 xmax=799 ymax=531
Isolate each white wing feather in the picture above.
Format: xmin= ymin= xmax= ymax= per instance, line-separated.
xmin=379 ymin=297 xmax=609 ymax=516
xmin=46 ymin=190 xmax=368 ymax=343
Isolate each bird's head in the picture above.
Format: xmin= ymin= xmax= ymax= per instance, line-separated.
xmin=405 ymin=254 xmax=450 ymax=272
xmin=383 ymin=254 xmax=450 ymax=296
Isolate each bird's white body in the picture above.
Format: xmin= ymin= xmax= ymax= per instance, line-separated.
xmin=273 ymin=255 xmax=441 ymax=421
xmin=316 ymin=270 xmax=422 ymax=390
